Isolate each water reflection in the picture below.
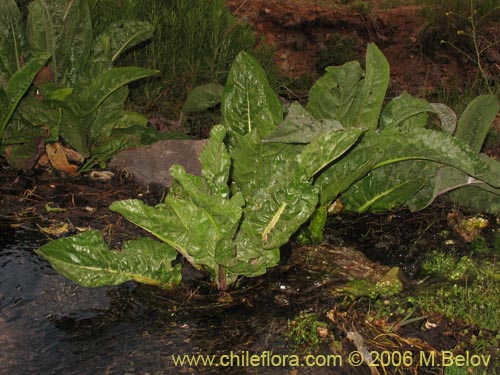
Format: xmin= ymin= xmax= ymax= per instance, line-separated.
xmin=0 ymin=225 xmax=353 ymax=375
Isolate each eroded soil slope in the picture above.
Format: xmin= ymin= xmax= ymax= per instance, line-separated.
xmin=227 ymin=0 xmax=487 ymax=96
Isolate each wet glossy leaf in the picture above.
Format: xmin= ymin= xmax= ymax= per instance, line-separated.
xmin=234 ymin=180 xmax=317 ymax=252
xmin=36 ymin=230 xmax=182 ymax=288
xmin=341 ymin=161 xmax=428 ymax=212
xmin=263 ymin=102 xmax=343 ymax=144
xmin=379 ymin=92 xmax=434 ymax=129
xmin=110 ymin=127 xmax=243 ymax=282
xmin=315 ymin=143 xmax=382 ymax=206
xmin=307 ymin=43 xmax=389 ymax=130
xmin=111 ymin=198 xmax=219 ymax=272
xmin=307 ymin=61 xmax=364 ymax=123
xmin=198 ymin=125 xmax=231 ymax=197
xmin=298 ymin=128 xmax=364 ymax=178
xmin=317 ymin=127 xmax=500 ymax=207
xmin=222 ymin=51 xmax=282 ymax=139
xmin=347 ymin=43 xmax=390 ymax=129
xmin=231 ymin=129 xmax=302 ymax=197
xmin=86 ymin=86 xmax=128 ymax=143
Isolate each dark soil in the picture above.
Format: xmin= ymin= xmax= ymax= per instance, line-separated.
xmin=227 ymin=0 xmax=498 ymax=96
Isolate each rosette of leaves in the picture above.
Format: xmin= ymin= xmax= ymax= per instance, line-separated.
xmin=36 ymin=45 xmax=500 ymax=291
xmin=37 ymin=52 xmax=364 ymax=290
xmin=300 ymin=44 xmax=500 ymax=236
xmin=0 ymin=0 xmax=172 ymax=171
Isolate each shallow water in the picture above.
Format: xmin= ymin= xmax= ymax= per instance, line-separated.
xmin=0 ymin=224 xmax=360 ymax=375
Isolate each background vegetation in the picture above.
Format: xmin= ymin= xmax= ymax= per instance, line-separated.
xmin=87 ymin=0 xmax=276 ymax=137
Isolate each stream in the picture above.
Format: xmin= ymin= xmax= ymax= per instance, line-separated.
xmin=1 ymin=222 xmax=373 ymax=375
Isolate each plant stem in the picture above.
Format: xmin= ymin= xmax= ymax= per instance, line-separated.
xmin=469 ymin=0 xmax=493 ymax=94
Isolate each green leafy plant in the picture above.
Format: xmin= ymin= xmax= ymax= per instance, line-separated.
xmin=0 ymin=0 xmax=168 ymax=172
xmin=37 ymin=44 xmax=500 ymax=291
xmin=37 ymin=51 xmax=364 ymax=290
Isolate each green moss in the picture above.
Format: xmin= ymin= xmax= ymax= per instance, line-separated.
xmin=341 ymin=267 xmax=404 ymax=298
xmin=412 ymin=251 xmax=500 ymax=331
xmin=285 ymin=311 xmax=329 ymax=354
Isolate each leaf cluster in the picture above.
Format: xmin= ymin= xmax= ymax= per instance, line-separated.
xmin=0 ymin=0 xmax=177 ymax=172
xmin=37 ymin=44 xmax=500 ymax=290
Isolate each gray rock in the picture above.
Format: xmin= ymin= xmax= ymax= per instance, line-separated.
xmin=110 ymin=139 xmax=208 ymax=187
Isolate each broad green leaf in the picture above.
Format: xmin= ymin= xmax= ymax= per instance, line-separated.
xmin=0 ymin=52 xmax=51 ymax=140
xmin=36 ymin=230 xmax=182 ymax=288
xmin=230 ymin=180 xmax=317 ymax=276
xmin=407 ymin=166 xmax=478 ymax=211
xmin=27 ymin=0 xmax=92 ymax=87
xmin=316 ymin=144 xmax=383 ymax=206
xmin=86 ymin=86 xmax=128 ymax=143
xmin=26 ymin=1 xmax=56 ymax=74
xmin=1 ymin=115 xmax=48 ymax=145
xmin=231 ymin=128 xmax=302 ymax=198
xmin=6 ymin=52 xmax=51 ymax=102
xmin=110 ymin=198 xmax=220 ymax=272
xmin=379 ymin=92 xmax=434 ymax=129
xmin=57 ymin=0 xmax=92 ymax=87
xmin=38 ymin=83 xmax=74 ymax=101
xmin=317 ymin=127 xmax=500 ymax=207
xmin=307 ymin=44 xmax=389 ymax=130
xmin=409 ymin=157 xmax=500 ymax=212
xmin=364 ymin=128 xmax=500 ymax=184
xmin=307 ymin=60 xmax=364 ymax=123
xmin=454 ymin=95 xmax=499 ymax=152
xmin=222 ymin=51 xmax=282 ymax=139
xmin=169 ymin=164 xmax=243 ymax=239
xmin=199 ymin=125 xmax=231 ymax=197
xmin=94 ymin=21 xmax=154 ymax=63
xmin=18 ymin=96 xmax=61 ymax=142
xmin=449 ymin=185 xmax=500 ymax=214
xmin=182 ymin=83 xmax=224 ymax=113
xmin=59 ymin=103 xmax=89 ymax=157
xmin=78 ymin=67 xmax=158 ymax=115
xmin=80 ymin=125 xmax=145 ymax=172
xmin=347 ymin=43 xmax=390 ymax=129
xmin=263 ymin=101 xmax=344 ymax=144
xmin=341 ymin=161 xmax=428 ymax=212
xmin=298 ymin=128 xmax=364 ymax=178
xmin=0 ymin=0 xmax=29 ymax=78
